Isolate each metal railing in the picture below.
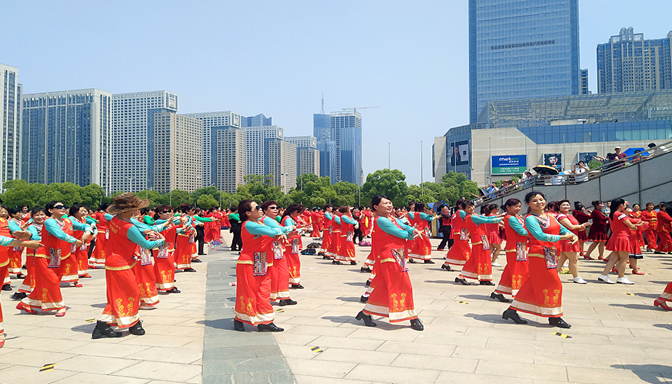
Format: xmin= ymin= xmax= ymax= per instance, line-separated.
xmin=474 ymin=139 xmax=672 ymax=205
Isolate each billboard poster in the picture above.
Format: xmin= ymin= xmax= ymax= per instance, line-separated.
xmin=543 ymin=153 xmax=563 ymax=171
xmin=577 ymin=152 xmax=598 ymax=165
xmin=491 ymin=155 xmax=527 ymax=175
xmin=450 ymin=140 xmax=469 ymax=166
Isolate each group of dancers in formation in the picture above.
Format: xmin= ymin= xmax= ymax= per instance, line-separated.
xmin=232 ymin=192 xmax=672 ymax=333
xmin=0 ymin=195 xmax=226 ymax=347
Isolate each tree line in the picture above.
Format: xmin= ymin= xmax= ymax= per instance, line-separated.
xmin=0 ymin=170 xmax=478 ymax=210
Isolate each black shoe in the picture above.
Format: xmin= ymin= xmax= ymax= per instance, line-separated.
xmin=166 ymin=287 xmax=181 ymax=294
xmin=290 ymin=284 xmax=304 ymax=289
xmin=355 ymin=311 xmax=376 ymax=327
xmin=318 ymin=252 xmax=325 ymax=256
xmin=10 ymin=292 xmax=27 ymax=301
xmin=322 ymin=255 xmax=330 ymax=259
xmin=234 ymin=319 xmax=245 ymax=331
xmin=2 ymin=284 xmax=11 ymax=291
xmin=424 ymin=260 xmax=435 ymax=264
xmin=549 ymin=317 xmax=571 ymax=328
xmin=480 ymin=280 xmax=495 ymax=286
xmin=279 ymin=299 xmax=297 ymax=306
xmin=490 ymin=292 xmax=511 ymax=303
xmin=361 ymin=267 xmax=371 ymax=273
xmin=91 ymin=321 xmax=122 ymax=339
xmin=129 ymin=320 xmax=146 ymax=335
xmin=655 ymin=251 xmax=664 ymax=254
xmin=16 ymin=273 xmax=26 ymax=279
xmin=350 ymin=261 xmax=357 ymax=265
xmin=454 ymin=277 xmax=470 ymax=285
xmin=410 ymin=318 xmax=424 ymax=331
xmin=184 ymin=268 xmax=197 ymax=272
xmin=360 ymin=295 xmax=369 ymax=303
xmin=502 ymin=308 xmax=528 ymax=324
xmin=192 ymin=258 xmax=202 ymax=263
xmin=365 ymin=280 xmax=371 ymax=287
xmin=258 ymin=323 xmax=284 ymax=332
xmin=408 ymin=259 xmax=416 ymax=263
xmin=332 ymin=260 xmax=342 ymax=265
xmin=441 ymin=264 xmax=452 ymax=271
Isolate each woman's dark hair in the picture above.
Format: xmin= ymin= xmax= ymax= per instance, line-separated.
xmin=8 ymin=207 xmax=22 ymax=216
xmin=485 ymin=203 xmax=499 ymax=215
xmin=480 ymin=205 xmax=487 ymax=215
xmin=140 ymin=207 xmax=152 ymax=215
xmin=414 ymin=202 xmax=425 ymax=212
xmin=44 ymin=201 xmax=61 ymax=217
xmin=408 ymin=201 xmax=416 ymax=210
xmin=609 ymin=198 xmax=625 ymax=220
xmin=153 ymin=204 xmax=173 ymax=220
xmin=323 ymin=203 xmax=332 ymax=210
xmin=664 ymin=203 xmax=672 ymax=217
xmin=524 ymin=192 xmax=545 ymax=204
xmin=98 ymin=203 xmax=111 ymax=212
xmin=456 ymin=198 xmax=470 ymax=210
xmin=283 ymin=203 xmax=304 ymax=218
xmin=437 ymin=204 xmax=447 ymax=212
xmin=260 ymin=201 xmax=278 ymax=212
xmin=574 ymin=201 xmax=584 ymax=210
xmin=31 ymin=206 xmax=45 ymax=217
xmin=558 ymin=199 xmax=571 ymax=208
xmin=237 ymin=199 xmax=254 ymax=223
xmin=230 ymin=206 xmax=238 ymax=213
xmin=179 ymin=204 xmax=193 ymax=213
xmin=68 ymin=203 xmax=83 ymax=217
xmin=591 ymin=200 xmax=602 ymax=207
xmin=338 ymin=206 xmax=349 ymax=214
xmin=633 ymin=203 xmax=640 ymax=209
xmin=371 ymin=195 xmax=390 ymax=210
xmin=503 ymin=199 xmax=521 ymax=210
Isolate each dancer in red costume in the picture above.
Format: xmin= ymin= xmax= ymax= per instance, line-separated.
xmin=153 ymin=205 xmax=181 ymax=294
xmin=320 ymin=204 xmax=334 ymax=258
xmin=572 ymin=202 xmax=592 ymax=258
xmin=484 ymin=204 xmax=504 ymax=267
xmin=12 ymin=207 xmax=48 ymax=301
xmin=233 ymin=200 xmax=294 ymax=332
xmin=454 ymin=201 xmax=502 ymax=285
xmin=442 ymin=199 xmax=472 ymax=271
xmin=90 ymin=204 xmax=111 ymax=268
xmin=492 ymin=199 xmax=529 ymax=302
xmin=335 ymin=206 xmax=359 ymax=265
xmin=556 ymin=200 xmax=589 ymax=284
xmin=641 ymin=203 xmax=658 ymax=251
xmin=585 ymin=201 xmax=608 ymax=260
xmin=654 ymin=204 xmax=672 ymax=254
xmin=281 ymin=204 xmax=306 ymax=288
xmin=598 ymin=199 xmax=644 ymax=285
xmin=408 ymin=203 xmax=436 ymax=264
xmin=261 ymin=201 xmax=296 ymax=306
xmin=356 ymin=195 xmax=424 ymax=331
xmin=503 ymin=191 xmax=577 ymax=329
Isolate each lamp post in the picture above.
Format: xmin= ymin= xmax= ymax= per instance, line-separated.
xmin=126 ymin=177 xmax=134 ymax=193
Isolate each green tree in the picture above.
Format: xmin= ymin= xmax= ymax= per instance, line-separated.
xmin=332 ymin=181 xmax=358 ymax=207
xmin=360 ymin=169 xmax=409 ymax=208
xmin=440 ymin=172 xmax=479 ymax=204
xmin=196 ymin=194 xmax=219 ymax=209
xmin=192 ymin=186 xmax=222 ymax=206
xmin=163 ymin=190 xmax=191 ymax=207
xmin=1 ymin=180 xmax=48 ymax=207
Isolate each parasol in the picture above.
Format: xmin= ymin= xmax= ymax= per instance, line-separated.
xmin=533 ymin=165 xmax=559 ymax=175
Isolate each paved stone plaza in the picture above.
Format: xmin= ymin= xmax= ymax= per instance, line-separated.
xmin=2 ymin=231 xmax=672 ymax=383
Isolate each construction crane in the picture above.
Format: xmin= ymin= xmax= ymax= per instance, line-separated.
xmin=342 ymin=106 xmax=380 ymax=114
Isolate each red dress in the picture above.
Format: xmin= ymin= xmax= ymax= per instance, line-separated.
xmin=269 ymin=226 xmax=290 ymax=302
xmin=335 ymin=216 xmax=357 ymax=263
xmin=495 ymin=215 xmax=529 ymax=297
xmin=606 ymin=212 xmax=632 ymax=252
xmin=234 ymin=221 xmax=276 ymax=326
xmin=18 ymin=223 xmax=41 ymax=294
xmin=175 ymin=217 xmax=196 ymax=270
xmin=281 ymin=216 xmax=302 ymax=285
xmin=556 ymin=213 xmax=581 ymax=252
xmin=90 ymin=212 xmax=109 ymax=267
xmin=321 ymin=213 xmax=333 ymax=254
xmin=327 ymin=215 xmax=341 ymax=258
xmin=588 ymin=210 xmax=608 ymax=242
xmin=154 ymin=223 xmax=177 ymax=291
xmin=363 ymin=216 xmax=418 ymax=323
xmin=409 ymin=212 xmax=432 ymax=261
xmin=485 ymin=215 xmax=502 ymax=245
xmin=511 ymin=214 xmax=564 ymax=318
xmin=641 ymin=210 xmax=658 ymax=249
xmin=445 ymin=211 xmax=471 ymax=266
xmin=8 ymin=219 xmax=22 ymax=275
xmin=572 ymin=210 xmax=591 ymax=242
xmin=656 ymin=211 xmax=672 ymax=253
xmin=459 ymin=214 xmax=494 ymax=282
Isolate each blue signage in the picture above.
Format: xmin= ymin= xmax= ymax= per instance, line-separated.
xmin=492 ymin=155 xmax=527 ymax=175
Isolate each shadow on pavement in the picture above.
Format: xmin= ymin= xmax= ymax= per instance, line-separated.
xmin=197 ymin=318 xmax=235 ymax=330
xmin=335 ymin=296 xmax=361 ymax=303
xmin=653 ymin=324 xmax=672 ymax=330
xmin=90 ymin=303 xmax=106 ymax=308
xmin=617 ymin=365 xmax=672 ymax=383
xmin=342 ymin=282 xmax=368 ymax=286
xmin=610 ymin=303 xmax=654 ymax=310
xmin=424 ymin=280 xmax=456 ymax=284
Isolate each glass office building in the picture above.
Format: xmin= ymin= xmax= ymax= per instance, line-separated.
xmin=469 ymin=0 xmax=580 ymax=123
xmin=331 ymin=111 xmax=362 ymax=185
xmin=313 ymin=113 xmax=336 ymax=182
xmin=0 ymin=63 xmax=21 ymax=192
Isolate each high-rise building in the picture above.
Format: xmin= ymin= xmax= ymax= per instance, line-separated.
xmin=243 ymin=125 xmax=284 ymax=176
xmin=21 ymin=89 xmax=111 ymax=192
xmin=331 ymin=111 xmax=362 ymax=185
xmin=183 ymin=111 xmax=242 ymax=187
xmin=241 ymin=114 xmax=272 ymax=127
xmin=111 ymin=90 xmax=178 ymax=193
xmin=210 ymin=125 xmax=246 ymax=193
xmin=597 ymin=28 xmax=672 ymax=93
xmin=469 ymin=0 xmax=580 ymax=123
xmin=0 ymin=64 xmax=21 ymax=192
xmin=147 ymin=109 xmax=202 ymax=193
xmin=265 ymin=138 xmax=296 ymax=194
xmin=580 ymin=69 xmax=590 ymax=94
xmin=285 ymin=136 xmax=320 ymax=177
xmin=313 ymin=112 xmax=336 ymax=182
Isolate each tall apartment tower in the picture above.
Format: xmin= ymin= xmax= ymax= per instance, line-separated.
xmin=580 ymin=69 xmax=590 ymax=94
xmin=211 ymin=125 xmax=246 ymax=193
xmin=147 ymin=109 xmax=203 ymax=193
xmin=111 ymin=91 xmax=178 ymax=193
xmin=21 ymin=89 xmax=112 ymax=192
xmin=331 ymin=111 xmax=362 ymax=185
xmin=241 ymin=114 xmax=272 ymax=127
xmin=183 ymin=111 xmax=242 ymax=187
xmin=469 ymin=0 xmax=580 ymax=123
xmin=0 ymin=64 xmax=21 ymax=192
xmin=243 ymin=125 xmax=284 ymax=176
xmin=265 ymin=138 xmax=297 ymax=194
xmin=313 ymin=112 xmax=336 ymax=183
xmin=285 ymin=136 xmax=320 ymax=177
xmin=597 ymin=28 xmax=672 ymax=93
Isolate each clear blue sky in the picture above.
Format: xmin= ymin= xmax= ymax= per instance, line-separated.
xmin=3 ymin=0 xmax=670 ymax=185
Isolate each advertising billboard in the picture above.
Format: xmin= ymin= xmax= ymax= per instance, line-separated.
xmin=543 ymin=153 xmax=563 ymax=171
xmin=450 ymin=140 xmax=469 ymax=166
xmin=491 ymin=155 xmax=527 ymax=175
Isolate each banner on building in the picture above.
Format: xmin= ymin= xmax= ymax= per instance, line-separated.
xmin=491 ymin=155 xmax=527 ymax=175
xmin=543 ymin=153 xmax=563 ymax=171
xmin=450 ymin=140 xmax=469 ymax=166
xmin=577 ymin=152 xmax=598 ymax=165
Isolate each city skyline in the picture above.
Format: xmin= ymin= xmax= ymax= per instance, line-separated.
xmin=2 ymin=1 xmax=671 ymax=185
